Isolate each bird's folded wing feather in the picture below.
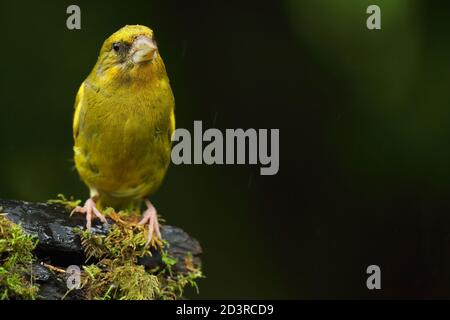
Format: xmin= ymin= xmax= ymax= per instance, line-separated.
xmin=73 ymin=83 xmax=85 ymax=139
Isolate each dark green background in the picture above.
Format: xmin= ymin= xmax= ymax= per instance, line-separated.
xmin=1 ymin=0 xmax=450 ymax=298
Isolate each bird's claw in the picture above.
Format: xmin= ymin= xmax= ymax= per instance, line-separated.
xmin=138 ymin=199 xmax=162 ymax=247
xmin=71 ymin=198 xmax=107 ymax=230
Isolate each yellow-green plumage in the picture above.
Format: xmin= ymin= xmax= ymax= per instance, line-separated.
xmin=73 ymin=25 xmax=175 ymax=211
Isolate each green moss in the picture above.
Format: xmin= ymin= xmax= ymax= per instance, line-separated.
xmin=73 ymin=215 xmax=202 ymax=300
xmin=0 ymin=209 xmax=39 ymax=300
xmin=47 ymin=194 xmax=81 ymax=210
xmin=157 ymin=249 xmax=202 ymax=300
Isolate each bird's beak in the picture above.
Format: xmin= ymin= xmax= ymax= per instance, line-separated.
xmin=131 ymin=35 xmax=158 ymax=64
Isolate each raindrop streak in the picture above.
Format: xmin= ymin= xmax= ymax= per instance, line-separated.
xmin=248 ymin=173 xmax=253 ymax=188
xmin=182 ymin=40 xmax=188 ymax=58
xmin=213 ymin=111 xmax=218 ymax=126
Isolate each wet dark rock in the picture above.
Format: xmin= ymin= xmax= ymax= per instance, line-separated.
xmin=0 ymin=198 xmax=202 ymax=300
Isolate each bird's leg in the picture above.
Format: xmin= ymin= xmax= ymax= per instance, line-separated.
xmin=70 ymin=197 xmax=107 ymax=230
xmin=138 ymin=199 xmax=162 ymax=246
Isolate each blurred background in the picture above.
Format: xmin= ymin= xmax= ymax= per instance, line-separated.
xmin=1 ymin=0 xmax=450 ymax=298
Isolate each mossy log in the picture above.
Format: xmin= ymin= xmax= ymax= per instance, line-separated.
xmin=0 ymin=199 xmax=202 ymax=300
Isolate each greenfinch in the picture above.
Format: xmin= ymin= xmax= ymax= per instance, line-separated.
xmin=71 ymin=25 xmax=175 ymax=244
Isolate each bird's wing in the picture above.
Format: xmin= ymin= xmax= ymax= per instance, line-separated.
xmin=73 ymin=83 xmax=85 ymax=139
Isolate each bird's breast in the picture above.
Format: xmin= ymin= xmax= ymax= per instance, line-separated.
xmin=74 ymin=79 xmax=174 ymax=197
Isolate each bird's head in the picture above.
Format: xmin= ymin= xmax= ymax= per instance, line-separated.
xmin=93 ymin=25 xmax=162 ymax=81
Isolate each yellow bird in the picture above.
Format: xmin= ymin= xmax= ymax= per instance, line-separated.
xmin=71 ymin=25 xmax=175 ymax=243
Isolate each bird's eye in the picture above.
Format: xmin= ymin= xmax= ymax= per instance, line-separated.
xmin=112 ymin=42 xmax=122 ymax=52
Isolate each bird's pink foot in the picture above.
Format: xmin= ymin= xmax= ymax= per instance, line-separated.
xmin=70 ymin=198 xmax=107 ymax=230
xmin=138 ymin=199 xmax=162 ymax=246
